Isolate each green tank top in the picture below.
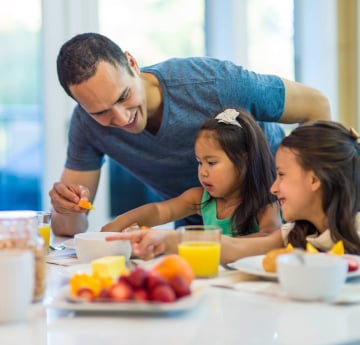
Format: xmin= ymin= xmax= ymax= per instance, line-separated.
xmin=200 ymin=190 xmax=259 ymax=237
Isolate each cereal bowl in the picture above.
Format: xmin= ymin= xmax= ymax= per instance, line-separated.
xmin=74 ymin=232 xmax=131 ymax=263
xmin=277 ymin=252 xmax=347 ymax=301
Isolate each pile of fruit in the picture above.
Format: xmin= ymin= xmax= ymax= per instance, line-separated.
xmin=262 ymin=241 xmax=359 ymax=273
xmin=69 ymin=254 xmax=194 ymax=303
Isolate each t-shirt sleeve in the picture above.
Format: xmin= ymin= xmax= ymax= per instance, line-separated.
xmin=215 ymin=60 xmax=285 ymax=122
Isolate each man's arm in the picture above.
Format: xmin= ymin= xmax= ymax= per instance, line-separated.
xmin=49 ymin=168 xmax=100 ymax=236
xmin=279 ymin=78 xmax=331 ymax=123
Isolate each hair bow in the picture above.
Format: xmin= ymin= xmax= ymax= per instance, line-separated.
xmin=215 ymin=109 xmax=242 ymax=128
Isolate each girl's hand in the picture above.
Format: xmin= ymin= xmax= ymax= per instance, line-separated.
xmin=105 ymin=229 xmax=172 ymax=260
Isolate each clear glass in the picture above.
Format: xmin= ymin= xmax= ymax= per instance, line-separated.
xmin=36 ymin=211 xmax=51 ymax=253
xmin=0 ymin=211 xmax=46 ymax=302
xmin=177 ymin=225 xmax=222 ymax=278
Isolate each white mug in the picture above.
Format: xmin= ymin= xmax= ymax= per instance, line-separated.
xmin=0 ymin=250 xmax=34 ymax=323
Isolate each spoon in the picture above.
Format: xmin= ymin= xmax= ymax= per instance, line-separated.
xmin=49 ymin=244 xmax=66 ymax=251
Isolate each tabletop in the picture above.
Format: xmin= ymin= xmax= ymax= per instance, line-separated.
xmin=1 ymin=237 xmax=360 ymax=345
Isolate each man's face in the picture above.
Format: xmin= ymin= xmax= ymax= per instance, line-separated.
xmin=69 ymin=60 xmax=148 ymax=134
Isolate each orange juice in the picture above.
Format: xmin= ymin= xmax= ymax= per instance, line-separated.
xmin=178 ymin=241 xmax=221 ymax=277
xmin=38 ymin=224 xmax=50 ymax=252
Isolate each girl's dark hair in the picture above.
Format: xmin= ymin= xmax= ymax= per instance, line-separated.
xmin=196 ymin=110 xmax=278 ymax=236
xmin=57 ymin=32 xmax=133 ymax=99
xmin=285 ymin=121 xmax=360 ymax=254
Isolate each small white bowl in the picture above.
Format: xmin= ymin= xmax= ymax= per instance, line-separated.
xmin=277 ymin=253 xmax=347 ymax=301
xmin=74 ymin=232 xmax=131 ymax=263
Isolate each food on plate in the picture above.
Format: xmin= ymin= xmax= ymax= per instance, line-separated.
xmin=328 ymin=240 xmax=345 ymax=256
xmin=91 ymin=256 xmax=128 ymax=279
xmin=69 ymin=255 xmax=193 ymax=303
xmin=262 ymin=240 xmax=358 ymax=273
xmin=150 ymin=254 xmax=194 ymax=285
xmin=306 ymin=242 xmax=319 ymax=253
xmin=345 ymin=256 xmax=359 ymax=272
xmin=78 ymin=199 xmax=95 ymax=210
xmin=262 ymin=246 xmax=294 ymax=272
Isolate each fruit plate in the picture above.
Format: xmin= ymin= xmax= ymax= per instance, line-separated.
xmin=47 ymin=284 xmax=205 ymax=315
xmin=227 ymin=254 xmax=360 ymax=280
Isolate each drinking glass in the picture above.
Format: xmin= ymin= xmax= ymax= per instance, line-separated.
xmin=177 ymin=225 xmax=222 ymax=278
xmin=37 ymin=211 xmax=51 ymax=253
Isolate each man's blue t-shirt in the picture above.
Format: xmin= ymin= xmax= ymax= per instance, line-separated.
xmin=65 ymin=57 xmax=285 ymax=201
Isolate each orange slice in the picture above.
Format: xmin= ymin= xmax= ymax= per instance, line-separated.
xmin=306 ymin=242 xmax=319 ymax=253
xmin=286 ymin=243 xmax=294 ymax=250
xmin=328 ymin=240 xmax=344 ymax=256
xmin=78 ymin=199 xmax=95 ymax=210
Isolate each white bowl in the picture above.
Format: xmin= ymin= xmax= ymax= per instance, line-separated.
xmin=277 ymin=253 xmax=347 ymax=301
xmin=74 ymin=232 xmax=131 ymax=263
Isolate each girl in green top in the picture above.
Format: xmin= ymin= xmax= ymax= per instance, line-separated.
xmin=103 ymin=108 xmax=282 ymax=238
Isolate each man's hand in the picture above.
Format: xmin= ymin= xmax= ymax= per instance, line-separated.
xmin=49 ymin=182 xmax=91 ymax=215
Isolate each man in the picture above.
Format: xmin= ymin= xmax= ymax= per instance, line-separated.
xmin=49 ymin=32 xmax=331 ymax=236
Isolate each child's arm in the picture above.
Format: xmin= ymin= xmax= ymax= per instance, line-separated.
xmin=241 ymin=202 xmax=282 ymax=238
xmin=220 ymin=229 xmax=284 ymax=264
xmin=101 ymin=187 xmax=203 ymax=232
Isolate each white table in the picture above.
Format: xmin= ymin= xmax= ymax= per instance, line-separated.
xmin=1 ymin=239 xmax=360 ymax=345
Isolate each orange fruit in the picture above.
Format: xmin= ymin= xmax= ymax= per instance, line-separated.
xmin=286 ymin=243 xmax=294 ymax=250
xmin=306 ymin=242 xmax=319 ymax=253
xmin=262 ymin=247 xmax=294 ymax=273
xmin=151 ymin=254 xmax=194 ymax=285
xmin=328 ymin=240 xmax=345 ymax=256
xmin=78 ymin=199 xmax=95 ymax=210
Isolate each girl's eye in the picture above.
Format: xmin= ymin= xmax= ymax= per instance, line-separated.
xmin=208 ymin=161 xmax=216 ymax=166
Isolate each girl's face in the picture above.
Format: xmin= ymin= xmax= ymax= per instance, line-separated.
xmin=70 ymin=58 xmax=148 ymax=134
xmin=195 ymin=132 xmax=242 ymax=200
xmin=271 ymin=147 xmax=322 ymax=223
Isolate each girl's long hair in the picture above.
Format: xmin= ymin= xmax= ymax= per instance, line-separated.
xmin=285 ymin=121 xmax=360 ymax=253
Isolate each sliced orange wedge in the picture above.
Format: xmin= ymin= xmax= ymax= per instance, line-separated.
xmin=306 ymin=242 xmax=319 ymax=253
xmin=78 ymin=199 xmax=95 ymax=210
xmin=328 ymin=240 xmax=345 ymax=256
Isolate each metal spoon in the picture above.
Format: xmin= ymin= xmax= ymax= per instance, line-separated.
xmin=49 ymin=244 xmax=66 ymax=251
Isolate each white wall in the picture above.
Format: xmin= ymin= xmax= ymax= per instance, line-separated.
xmin=42 ymin=0 xmax=110 ymax=230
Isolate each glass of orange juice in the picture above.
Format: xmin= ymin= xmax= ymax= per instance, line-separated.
xmin=177 ymin=225 xmax=222 ymax=278
xmin=37 ymin=211 xmax=51 ymax=253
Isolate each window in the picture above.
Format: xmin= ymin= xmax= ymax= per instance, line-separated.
xmin=0 ymin=1 xmax=42 ymax=210
xmin=99 ymin=0 xmax=205 ymax=216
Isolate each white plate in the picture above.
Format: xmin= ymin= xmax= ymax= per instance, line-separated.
xmin=48 ymin=285 xmax=205 ymax=315
xmin=62 ymin=238 xmax=75 ymax=250
xmin=227 ymin=254 xmax=360 ymax=280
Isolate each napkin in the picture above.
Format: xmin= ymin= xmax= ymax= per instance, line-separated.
xmin=46 ymin=248 xmax=80 ymax=266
